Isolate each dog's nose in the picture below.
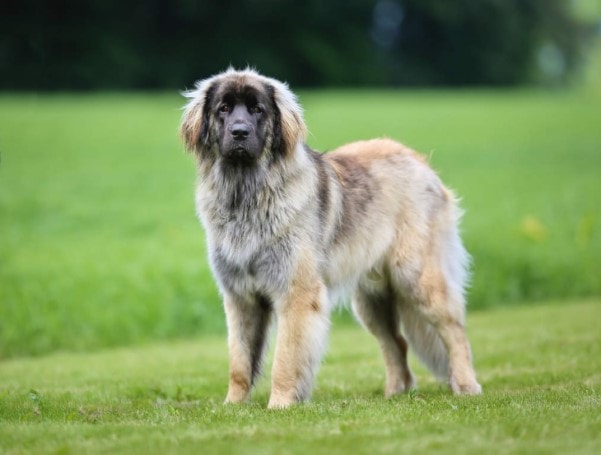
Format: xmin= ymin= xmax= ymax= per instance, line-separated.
xmin=231 ymin=123 xmax=250 ymax=140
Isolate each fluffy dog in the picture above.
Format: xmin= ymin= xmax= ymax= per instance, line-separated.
xmin=180 ymin=68 xmax=481 ymax=408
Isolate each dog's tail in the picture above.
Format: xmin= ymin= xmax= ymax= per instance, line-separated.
xmin=399 ymin=305 xmax=449 ymax=381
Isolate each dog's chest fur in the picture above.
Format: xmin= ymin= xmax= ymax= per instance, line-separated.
xmin=196 ymin=155 xmax=319 ymax=298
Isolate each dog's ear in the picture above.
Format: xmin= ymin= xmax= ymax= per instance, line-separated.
xmin=268 ymin=79 xmax=307 ymax=156
xmin=180 ymin=79 xmax=218 ymax=154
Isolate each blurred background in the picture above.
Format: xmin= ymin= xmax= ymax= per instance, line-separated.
xmin=1 ymin=0 xmax=600 ymax=358
xmin=2 ymin=0 xmax=601 ymax=89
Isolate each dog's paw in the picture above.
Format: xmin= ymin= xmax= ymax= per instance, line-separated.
xmin=450 ymin=377 xmax=482 ymax=395
xmin=267 ymin=393 xmax=298 ymax=409
xmin=385 ymin=372 xmax=416 ymax=398
xmin=224 ymin=388 xmax=250 ymax=404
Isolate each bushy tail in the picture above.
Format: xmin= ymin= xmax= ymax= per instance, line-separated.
xmin=399 ymin=305 xmax=449 ymax=382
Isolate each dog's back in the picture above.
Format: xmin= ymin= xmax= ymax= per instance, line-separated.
xmin=318 ymin=138 xmax=464 ymax=298
xmin=314 ymin=138 xmax=478 ymax=395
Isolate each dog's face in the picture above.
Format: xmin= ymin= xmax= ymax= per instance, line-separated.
xmin=181 ymin=68 xmax=307 ymax=166
xmin=212 ymin=81 xmax=271 ymax=165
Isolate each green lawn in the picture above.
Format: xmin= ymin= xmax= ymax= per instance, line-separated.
xmin=0 ymin=89 xmax=600 ymax=357
xmin=1 ymin=299 xmax=599 ymax=454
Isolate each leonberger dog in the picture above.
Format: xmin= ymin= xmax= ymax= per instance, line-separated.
xmin=180 ymin=68 xmax=481 ymax=408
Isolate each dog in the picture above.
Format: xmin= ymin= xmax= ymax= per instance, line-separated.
xmin=180 ymin=68 xmax=481 ymax=408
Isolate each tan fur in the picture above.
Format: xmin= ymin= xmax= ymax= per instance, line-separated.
xmin=181 ymin=69 xmax=481 ymax=408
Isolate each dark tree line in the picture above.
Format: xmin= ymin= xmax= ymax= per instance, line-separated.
xmin=0 ymin=0 xmax=591 ymax=90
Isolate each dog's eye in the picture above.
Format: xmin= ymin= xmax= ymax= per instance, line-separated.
xmin=251 ymin=105 xmax=263 ymax=114
xmin=219 ymin=104 xmax=230 ymax=113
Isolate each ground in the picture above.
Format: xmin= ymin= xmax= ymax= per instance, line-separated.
xmin=1 ymin=300 xmax=599 ymax=454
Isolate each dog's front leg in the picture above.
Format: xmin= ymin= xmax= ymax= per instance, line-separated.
xmin=268 ymin=279 xmax=330 ymax=409
xmin=223 ymin=292 xmax=272 ymax=404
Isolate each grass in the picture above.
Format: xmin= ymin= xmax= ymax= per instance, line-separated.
xmin=1 ymin=299 xmax=600 ymax=454
xmin=1 ymin=89 xmax=600 ymax=357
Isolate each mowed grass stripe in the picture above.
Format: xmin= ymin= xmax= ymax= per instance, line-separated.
xmin=0 ymin=300 xmax=599 ymax=454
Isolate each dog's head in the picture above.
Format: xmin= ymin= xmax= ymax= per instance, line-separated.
xmin=180 ymin=68 xmax=307 ymax=166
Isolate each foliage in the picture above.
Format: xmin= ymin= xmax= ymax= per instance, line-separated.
xmin=0 ymin=300 xmax=600 ymax=453
xmin=0 ymin=0 xmax=592 ymax=89
xmin=393 ymin=0 xmax=589 ymax=85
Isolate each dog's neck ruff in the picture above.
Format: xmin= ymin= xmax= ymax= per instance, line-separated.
xmin=197 ymin=143 xmax=315 ymax=235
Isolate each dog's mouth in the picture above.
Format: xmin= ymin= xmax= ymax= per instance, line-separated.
xmin=232 ymin=145 xmax=249 ymax=154
xmin=224 ymin=146 xmax=255 ymax=164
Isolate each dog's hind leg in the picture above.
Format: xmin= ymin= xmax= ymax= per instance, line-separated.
xmin=404 ymin=283 xmax=481 ymax=395
xmin=392 ymin=194 xmax=481 ymax=395
xmin=223 ymin=292 xmax=273 ymax=404
xmin=352 ymin=276 xmax=414 ymax=397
